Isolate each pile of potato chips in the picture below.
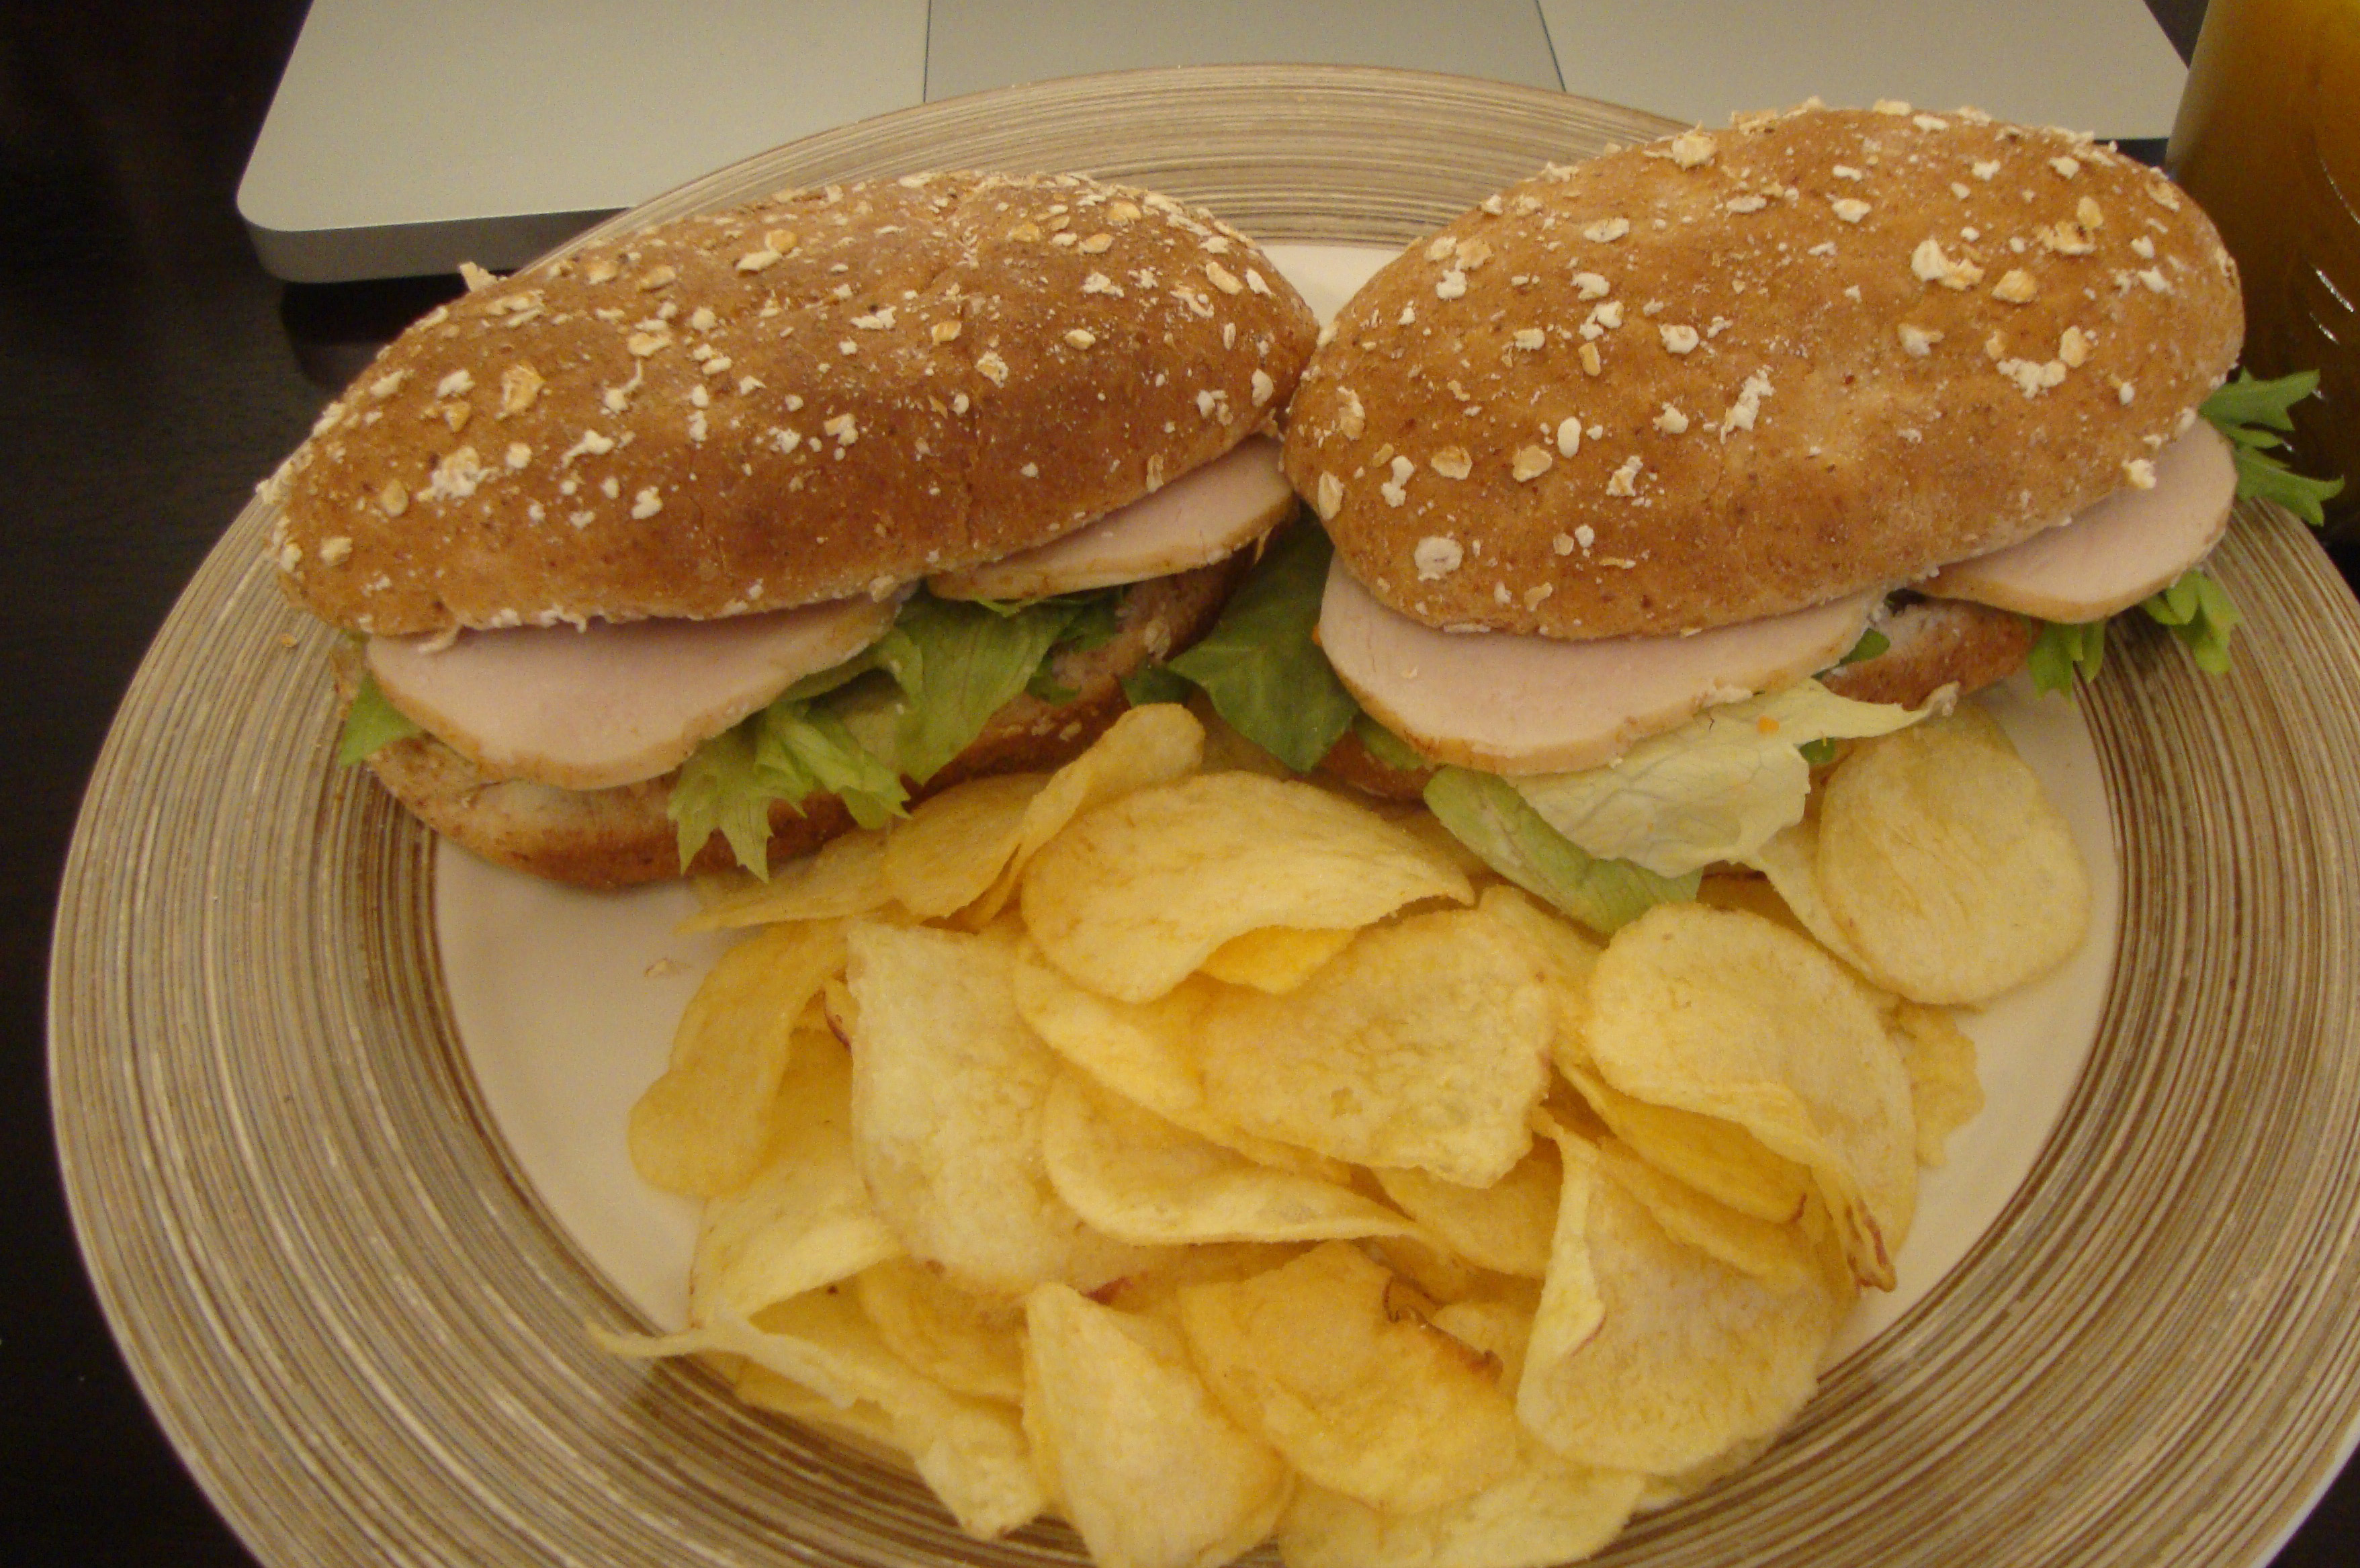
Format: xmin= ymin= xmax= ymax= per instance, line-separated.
xmin=600 ymin=698 xmax=2088 ymax=1568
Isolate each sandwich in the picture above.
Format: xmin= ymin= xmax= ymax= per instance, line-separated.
xmin=1257 ymin=103 xmax=2273 ymax=929
xmin=264 ymin=171 xmax=1318 ymax=887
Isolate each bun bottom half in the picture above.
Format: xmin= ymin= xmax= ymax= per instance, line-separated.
xmin=1320 ymin=597 xmax=2036 ymax=802
xmin=347 ymin=554 xmax=1248 ymax=888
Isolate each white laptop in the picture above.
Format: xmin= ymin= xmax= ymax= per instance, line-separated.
xmin=238 ymin=0 xmax=2189 ymax=283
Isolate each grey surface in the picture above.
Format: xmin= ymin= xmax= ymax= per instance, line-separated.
xmin=1538 ymin=0 xmax=2187 ymax=138
xmin=922 ymin=0 xmax=1563 ymax=101
xmin=238 ymin=0 xmax=2191 ymax=283
xmin=237 ymin=0 xmax=928 ymax=281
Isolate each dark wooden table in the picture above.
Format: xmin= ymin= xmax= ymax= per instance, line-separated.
xmin=5 ymin=2 xmax=2356 ymax=1563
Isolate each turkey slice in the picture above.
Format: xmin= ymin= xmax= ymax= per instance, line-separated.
xmin=1920 ymin=422 xmax=2237 ymax=623
xmin=366 ymin=593 xmax=903 ymax=791
xmin=1319 ymin=562 xmax=1878 ymax=776
xmin=927 ymin=437 xmax=1293 ymax=601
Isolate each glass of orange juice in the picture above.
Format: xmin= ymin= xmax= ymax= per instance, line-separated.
xmin=2169 ymin=0 xmax=2360 ymax=541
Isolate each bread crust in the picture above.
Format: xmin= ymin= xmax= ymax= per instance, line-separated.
xmin=271 ymin=173 xmax=1315 ymax=636
xmin=347 ymin=552 xmax=1249 ymax=887
xmin=1819 ymin=596 xmax=2035 ymax=707
xmin=1284 ymin=105 xmax=2242 ymax=640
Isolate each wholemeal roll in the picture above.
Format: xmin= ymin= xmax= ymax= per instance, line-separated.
xmin=1280 ymin=103 xmax=2246 ymax=795
xmin=1285 ymin=103 xmax=2242 ymax=646
xmin=271 ymin=171 xmax=1318 ymax=885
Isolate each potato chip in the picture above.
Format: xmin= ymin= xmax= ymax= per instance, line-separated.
xmin=1022 ymin=771 xmax=1473 ymax=1002
xmin=628 ymin=920 xmax=847 ymax=1198
xmin=678 ymin=829 xmax=892 ymax=932
xmin=883 ymin=773 xmax=1045 ymax=920
xmin=1012 ymin=941 xmax=1350 ymax=1180
xmin=847 ymin=921 xmax=1174 ymax=1298
xmin=1374 ymin=1141 xmax=1560 ymax=1279
xmin=1475 ymin=885 xmax=1602 ymax=1071
xmin=689 ymin=1029 xmax=902 ymax=1322
xmin=1581 ymin=903 xmax=1916 ymax=1289
xmin=1812 ymin=707 xmax=2091 ymax=1004
xmin=595 ymin=1293 xmax=1044 ymax=1539
xmin=1630 ymin=1432 xmax=1777 ymax=1514
xmin=856 ymin=1257 xmax=1026 ymax=1405
xmin=1889 ymin=1002 xmax=1984 ymax=1166
xmin=1024 ymin=1282 xmax=1293 ymax=1568
xmin=733 ymin=1361 xmax=908 ymax=1454
xmin=1591 ymin=1139 xmax=1814 ymax=1295
xmin=1428 ymin=1295 xmax=1539 ymax=1395
xmin=1192 ymin=909 xmax=1553 ymax=1186
xmin=1277 ymin=1440 xmax=1643 ymax=1568
xmin=1042 ymin=1067 xmax=1421 ymax=1246
xmin=1516 ymin=1144 xmax=1841 ymax=1476
xmin=1200 ymin=925 xmax=1358 ymax=992
xmin=968 ymin=702 xmax=1208 ymax=924
xmin=1563 ymin=1065 xmax=1812 ymax=1224
xmin=1178 ymin=1242 xmax=1526 ymax=1514
xmin=1094 ymin=1242 xmax=1314 ymax=1327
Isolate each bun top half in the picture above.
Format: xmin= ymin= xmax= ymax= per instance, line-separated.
xmin=269 ymin=172 xmax=1317 ymax=637
xmin=1283 ymin=104 xmax=2243 ymax=640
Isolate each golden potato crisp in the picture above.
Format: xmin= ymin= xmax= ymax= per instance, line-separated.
xmin=1200 ymin=926 xmax=1358 ymax=992
xmin=1374 ymin=1142 xmax=1561 ymax=1279
xmin=1012 ymin=943 xmax=1343 ymax=1178
xmin=1476 ymin=886 xmax=1602 ymax=1070
xmin=1812 ymin=707 xmax=2091 ymax=1004
xmin=1592 ymin=1139 xmax=1815 ymax=1296
xmin=687 ymin=1029 xmax=901 ymax=1322
xmin=1178 ymin=1242 xmax=1526 ymax=1514
xmin=628 ymin=920 xmax=847 ymax=1198
xmin=1889 ymin=1002 xmax=1985 ymax=1166
xmin=856 ymin=1257 xmax=1026 ymax=1404
xmin=1043 ymin=1068 xmax=1420 ymax=1246
xmin=1194 ymin=909 xmax=1554 ymax=1186
xmin=1581 ymin=904 xmax=1916 ymax=1289
xmin=1564 ymin=1065 xmax=1812 ymax=1225
xmin=883 ymin=773 xmax=1045 ymax=920
xmin=1277 ymin=1440 xmax=1643 ymax=1568
xmin=595 ymin=1294 xmax=1043 ymax=1539
xmin=847 ymin=922 xmax=1173 ymax=1298
xmin=1021 ymin=772 xmax=1473 ymax=1002
xmin=679 ymin=829 xmax=891 ymax=932
xmin=1516 ymin=1153 xmax=1841 ymax=1476
xmin=1024 ymin=1283 xmax=1293 ymax=1568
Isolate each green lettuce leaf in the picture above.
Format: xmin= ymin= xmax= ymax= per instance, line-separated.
xmin=2140 ymin=566 xmax=2243 ymax=675
xmin=1164 ymin=525 xmax=1360 ymax=773
xmin=872 ymin=592 xmax=1108 ymax=783
xmin=1507 ymin=681 xmax=1930 ymax=878
xmin=665 ymin=587 xmax=1123 ymax=874
xmin=2027 ymin=618 xmax=2108 ymax=696
xmin=1120 ymin=664 xmax=1195 ymax=708
xmin=337 ymin=672 xmax=423 ymax=765
xmin=2201 ymin=368 xmax=2346 ymax=527
xmin=1352 ymin=713 xmax=1431 ymax=773
xmin=1424 ymin=767 xmax=1698 ymax=936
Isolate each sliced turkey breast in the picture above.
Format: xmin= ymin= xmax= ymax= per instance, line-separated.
xmin=926 ymin=437 xmax=1295 ymax=602
xmin=1919 ymin=422 xmax=2237 ymax=623
xmin=365 ymin=593 xmax=903 ymax=792
xmin=1317 ymin=561 xmax=1879 ymax=775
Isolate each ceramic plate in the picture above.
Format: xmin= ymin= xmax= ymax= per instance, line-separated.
xmin=52 ymin=67 xmax=2360 ymax=1568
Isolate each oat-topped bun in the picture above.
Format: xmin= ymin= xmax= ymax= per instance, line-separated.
xmin=271 ymin=171 xmax=1317 ymax=637
xmin=1284 ymin=103 xmax=2242 ymax=641
xmin=281 ymin=171 xmax=1319 ymax=889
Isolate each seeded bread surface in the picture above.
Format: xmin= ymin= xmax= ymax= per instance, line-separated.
xmin=1284 ymin=104 xmax=2242 ymax=640
xmin=343 ymin=556 xmax=1247 ymax=887
xmin=271 ymin=172 xmax=1316 ymax=636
